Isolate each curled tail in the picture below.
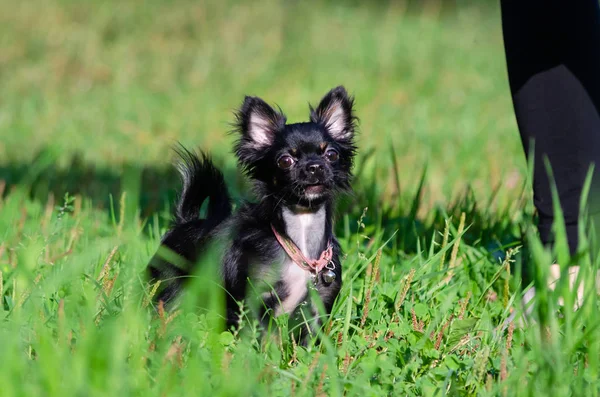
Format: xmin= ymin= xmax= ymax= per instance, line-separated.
xmin=172 ymin=147 xmax=231 ymax=227
xmin=147 ymin=146 xmax=231 ymax=305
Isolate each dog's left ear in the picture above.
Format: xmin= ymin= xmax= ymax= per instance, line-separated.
xmin=310 ymin=86 xmax=356 ymax=141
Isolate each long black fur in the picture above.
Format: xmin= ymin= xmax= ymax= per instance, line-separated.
xmin=147 ymin=147 xmax=231 ymax=305
xmin=148 ymin=86 xmax=357 ymax=341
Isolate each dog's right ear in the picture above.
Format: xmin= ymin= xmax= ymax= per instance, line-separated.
xmin=234 ymin=96 xmax=286 ymax=152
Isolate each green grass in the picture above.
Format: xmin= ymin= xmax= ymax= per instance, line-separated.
xmin=1 ymin=0 xmax=599 ymax=396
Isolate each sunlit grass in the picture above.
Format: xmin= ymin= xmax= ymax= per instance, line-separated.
xmin=1 ymin=1 xmax=599 ymax=396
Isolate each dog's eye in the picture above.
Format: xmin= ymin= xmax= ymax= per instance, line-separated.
xmin=277 ymin=155 xmax=295 ymax=169
xmin=324 ymin=149 xmax=339 ymax=162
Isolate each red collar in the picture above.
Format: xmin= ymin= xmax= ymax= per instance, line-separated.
xmin=271 ymin=224 xmax=334 ymax=274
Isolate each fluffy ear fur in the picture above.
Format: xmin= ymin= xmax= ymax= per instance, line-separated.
xmin=310 ymin=86 xmax=356 ymax=141
xmin=234 ymin=96 xmax=286 ymax=150
xmin=233 ymin=96 xmax=287 ymax=173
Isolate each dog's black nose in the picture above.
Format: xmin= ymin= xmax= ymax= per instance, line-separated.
xmin=307 ymin=163 xmax=324 ymax=176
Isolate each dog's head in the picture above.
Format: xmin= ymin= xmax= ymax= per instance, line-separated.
xmin=234 ymin=86 xmax=357 ymax=208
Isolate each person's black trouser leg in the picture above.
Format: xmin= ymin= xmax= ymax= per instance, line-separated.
xmin=501 ymin=0 xmax=600 ymax=255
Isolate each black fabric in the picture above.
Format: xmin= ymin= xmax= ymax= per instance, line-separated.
xmin=501 ymin=0 xmax=600 ymax=254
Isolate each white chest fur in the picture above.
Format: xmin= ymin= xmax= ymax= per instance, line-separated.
xmin=276 ymin=206 xmax=326 ymax=316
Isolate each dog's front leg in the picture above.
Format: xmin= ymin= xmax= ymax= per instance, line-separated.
xmin=222 ymin=243 xmax=250 ymax=330
xmin=297 ymin=251 xmax=343 ymax=346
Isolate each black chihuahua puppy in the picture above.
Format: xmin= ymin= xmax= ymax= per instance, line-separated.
xmin=148 ymin=86 xmax=357 ymax=337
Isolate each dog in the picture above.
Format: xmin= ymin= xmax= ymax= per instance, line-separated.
xmin=147 ymin=86 xmax=357 ymax=340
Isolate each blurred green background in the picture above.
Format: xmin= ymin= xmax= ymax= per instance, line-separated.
xmin=5 ymin=3 xmax=600 ymax=396
xmin=0 ymin=0 xmax=524 ymax=215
